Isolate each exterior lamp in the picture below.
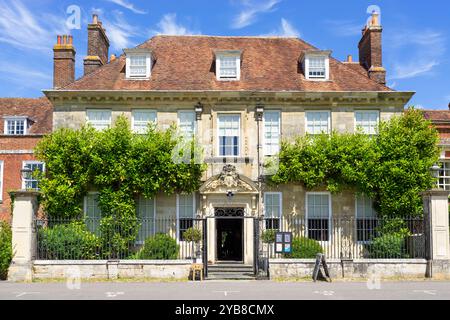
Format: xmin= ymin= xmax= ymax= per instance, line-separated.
xmin=20 ymin=168 xmax=32 ymax=190
xmin=431 ymin=163 xmax=440 ymax=189
xmin=255 ymin=104 xmax=264 ymax=121
xmin=195 ymin=102 xmax=203 ymax=120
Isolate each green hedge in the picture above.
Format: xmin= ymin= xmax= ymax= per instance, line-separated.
xmin=0 ymin=221 xmax=12 ymax=280
xmin=284 ymin=237 xmax=323 ymax=259
xmin=38 ymin=221 xmax=102 ymax=260
xmin=135 ymin=233 xmax=179 ymax=260
xmin=368 ymin=234 xmax=408 ymax=258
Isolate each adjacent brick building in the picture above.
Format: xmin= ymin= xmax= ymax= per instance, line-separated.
xmin=0 ymin=97 xmax=52 ymax=221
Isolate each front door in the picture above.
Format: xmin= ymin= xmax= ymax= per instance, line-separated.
xmin=215 ymin=208 xmax=244 ymax=262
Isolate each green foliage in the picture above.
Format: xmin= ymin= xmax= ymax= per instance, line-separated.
xmin=261 ymin=229 xmax=277 ymax=243
xmin=35 ymin=116 xmax=205 ymax=253
xmin=134 ymin=233 xmax=179 ymax=260
xmin=284 ymin=237 xmax=323 ymax=259
xmin=271 ymin=108 xmax=439 ymax=218
xmin=35 ymin=116 xmax=205 ymax=219
xmin=0 ymin=221 xmax=13 ymax=280
xmin=183 ymin=227 xmax=202 ymax=243
xmin=38 ymin=221 xmax=102 ymax=260
xmin=367 ymin=234 xmax=408 ymax=258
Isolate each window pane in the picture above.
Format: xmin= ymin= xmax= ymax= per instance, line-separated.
xmin=85 ymin=194 xmax=101 ymax=234
xmin=133 ymin=110 xmax=156 ymax=134
xmin=218 ymin=115 xmax=240 ymax=156
xmin=6 ymin=119 xmax=26 ymax=135
xmin=23 ymin=162 xmax=44 ymax=190
xmin=307 ymin=194 xmax=330 ymax=241
xmin=355 ymin=111 xmax=379 ymax=135
xmin=178 ymin=111 xmax=195 ymax=138
xmin=264 ymin=111 xmax=280 ymax=156
xmin=87 ymin=110 xmax=111 ymax=130
xmin=178 ymin=194 xmax=195 ymax=240
xmin=219 ymin=56 xmax=238 ymax=78
xmin=136 ymin=196 xmax=155 ymax=243
xmin=308 ymin=57 xmax=326 ymax=79
xmin=306 ymin=112 xmax=329 ymax=134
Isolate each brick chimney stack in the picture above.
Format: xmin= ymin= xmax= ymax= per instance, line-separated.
xmin=53 ymin=35 xmax=76 ymax=89
xmin=358 ymin=11 xmax=386 ymax=85
xmin=84 ymin=14 xmax=110 ymax=75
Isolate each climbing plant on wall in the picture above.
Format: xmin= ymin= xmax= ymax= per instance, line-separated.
xmin=271 ymin=108 xmax=440 ymax=218
xmin=35 ymin=116 xmax=205 ymax=257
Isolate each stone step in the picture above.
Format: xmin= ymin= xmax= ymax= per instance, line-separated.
xmin=206 ymin=273 xmax=256 ymax=280
xmin=207 ymin=267 xmax=254 ymax=273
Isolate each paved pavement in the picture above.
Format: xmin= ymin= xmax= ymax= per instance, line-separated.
xmin=1 ymin=280 xmax=450 ymax=300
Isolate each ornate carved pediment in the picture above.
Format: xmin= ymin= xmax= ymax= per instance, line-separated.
xmin=199 ymin=165 xmax=259 ymax=194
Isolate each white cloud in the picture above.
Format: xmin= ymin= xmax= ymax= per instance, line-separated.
xmin=231 ymin=0 xmax=281 ymax=29
xmin=324 ymin=20 xmax=361 ymax=37
xmin=105 ymin=0 xmax=147 ymax=15
xmin=388 ymin=29 xmax=446 ymax=80
xmin=263 ymin=18 xmax=300 ymax=37
xmin=150 ymin=14 xmax=200 ymax=36
xmin=103 ymin=11 xmax=140 ymax=51
xmin=0 ymin=60 xmax=51 ymax=89
xmin=0 ymin=0 xmax=69 ymax=52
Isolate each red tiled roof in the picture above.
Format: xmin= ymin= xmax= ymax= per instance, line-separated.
xmin=0 ymin=97 xmax=53 ymax=134
xmin=61 ymin=35 xmax=393 ymax=92
xmin=423 ymin=110 xmax=450 ymax=122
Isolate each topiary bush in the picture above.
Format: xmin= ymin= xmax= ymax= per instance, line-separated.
xmin=367 ymin=234 xmax=408 ymax=258
xmin=135 ymin=233 xmax=179 ymax=260
xmin=261 ymin=229 xmax=277 ymax=244
xmin=183 ymin=227 xmax=202 ymax=243
xmin=284 ymin=237 xmax=323 ymax=259
xmin=0 ymin=221 xmax=12 ymax=280
xmin=38 ymin=221 xmax=102 ymax=260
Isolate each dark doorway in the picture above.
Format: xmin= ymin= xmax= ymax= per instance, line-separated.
xmin=215 ymin=208 xmax=244 ymax=262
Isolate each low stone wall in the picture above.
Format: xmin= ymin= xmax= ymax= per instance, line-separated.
xmin=33 ymin=260 xmax=192 ymax=280
xmin=269 ymin=259 xmax=450 ymax=279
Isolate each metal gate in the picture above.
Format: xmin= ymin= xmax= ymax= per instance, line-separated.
xmin=254 ymin=217 xmax=269 ymax=279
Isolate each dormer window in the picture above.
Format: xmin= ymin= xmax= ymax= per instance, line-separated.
xmin=4 ymin=116 xmax=28 ymax=135
xmin=125 ymin=48 xmax=152 ymax=79
xmin=302 ymin=50 xmax=331 ymax=81
xmin=215 ymin=51 xmax=241 ymax=81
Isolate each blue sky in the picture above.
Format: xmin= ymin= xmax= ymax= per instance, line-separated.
xmin=0 ymin=0 xmax=449 ymax=109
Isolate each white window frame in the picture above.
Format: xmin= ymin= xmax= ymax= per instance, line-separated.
xmin=216 ymin=53 xmax=241 ymax=81
xmin=217 ymin=114 xmax=241 ymax=157
xmin=136 ymin=195 xmax=156 ymax=244
xmin=132 ymin=109 xmax=157 ymax=134
xmin=355 ymin=195 xmax=378 ymax=244
xmin=0 ymin=161 xmax=3 ymax=202
xmin=126 ymin=53 xmax=152 ymax=79
xmin=264 ymin=192 xmax=282 ymax=230
xmin=86 ymin=109 xmax=112 ymax=130
xmin=354 ymin=110 xmax=380 ymax=135
xmin=22 ymin=161 xmax=45 ymax=190
xmin=304 ymin=55 xmax=330 ymax=81
xmin=176 ymin=193 xmax=196 ymax=242
xmin=305 ymin=192 xmax=332 ymax=243
xmin=438 ymin=160 xmax=450 ymax=191
xmin=4 ymin=116 xmax=27 ymax=135
xmin=305 ymin=111 xmax=331 ymax=135
xmin=177 ymin=110 xmax=197 ymax=138
xmin=263 ymin=111 xmax=281 ymax=157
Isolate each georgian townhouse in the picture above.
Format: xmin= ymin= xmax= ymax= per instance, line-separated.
xmin=0 ymin=98 xmax=52 ymax=221
xmin=44 ymin=12 xmax=414 ymax=265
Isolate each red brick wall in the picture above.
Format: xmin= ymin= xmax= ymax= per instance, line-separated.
xmin=0 ymin=136 xmax=43 ymax=221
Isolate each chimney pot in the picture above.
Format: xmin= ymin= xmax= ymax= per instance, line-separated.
xmin=371 ymin=11 xmax=380 ymax=27
xmin=93 ymin=14 xmax=98 ymax=24
xmin=347 ymin=55 xmax=353 ymax=63
xmin=110 ymin=54 xmax=116 ymax=61
xmin=68 ymin=35 xmax=73 ymax=44
xmin=57 ymin=35 xmax=62 ymax=45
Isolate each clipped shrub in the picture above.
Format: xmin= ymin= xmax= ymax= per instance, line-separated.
xmin=38 ymin=221 xmax=101 ymax=260
xmin=261 ymin=229 xmax=277 ymax=244
xmin=135 ymin=233 xmax=179 ymax=260
xmin=183 ymin=227 xmax=202 ymax=243
xmin=0 ymin=221 xmax=13 ymax=280
xmin=284 ymin=237 xmax=323 ymax=259
xmin=368 ymin=234 xmax=407 ymax=258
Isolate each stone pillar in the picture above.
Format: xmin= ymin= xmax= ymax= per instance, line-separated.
xmin=421 ymin=190 xmax=450 ymax=261
xmin=8 ymin=191 xmax=40 ymax=282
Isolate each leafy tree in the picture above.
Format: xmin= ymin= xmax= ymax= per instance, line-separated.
xmin=271 ymin=108 xmax=439 ymax=219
